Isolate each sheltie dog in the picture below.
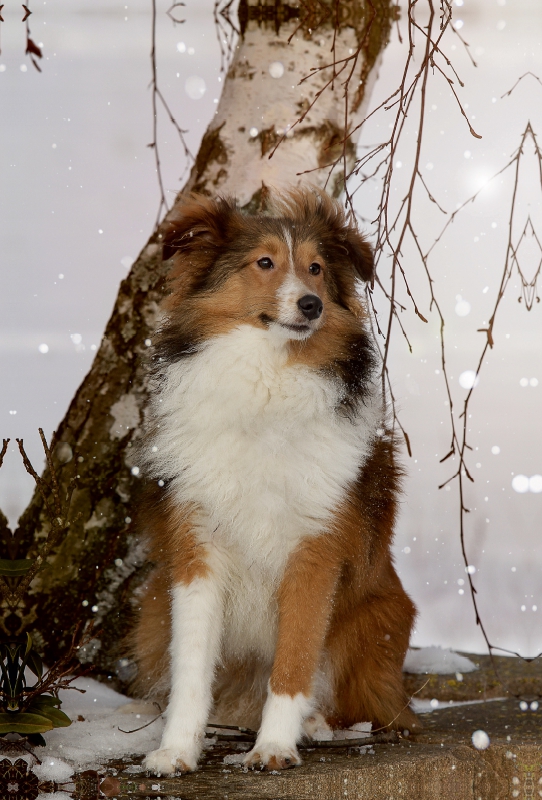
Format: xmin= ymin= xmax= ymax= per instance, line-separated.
xmin=132 ymin=188 xmax=419 ymax=776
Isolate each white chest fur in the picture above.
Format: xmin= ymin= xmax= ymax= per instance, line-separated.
xmin=147 ymin=325 xmax=381 ymax=578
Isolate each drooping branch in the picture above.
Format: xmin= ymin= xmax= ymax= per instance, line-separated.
xmin=22 ymin=2 xmax=43 ymax=72
xmin=431 ymin=120 xmax=542 ymax=665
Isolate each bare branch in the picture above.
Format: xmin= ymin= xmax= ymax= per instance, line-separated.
xmin=0 ymin=439 xmax=9 ymax=471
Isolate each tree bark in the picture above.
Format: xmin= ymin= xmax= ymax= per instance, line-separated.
xmin=3 ymin=0 xmax=395 ymax=686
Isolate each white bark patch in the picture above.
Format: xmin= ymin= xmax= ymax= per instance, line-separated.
xmin=84 ymin=498 xmax=115 ymax=531
xmin=84 ymin=512 xmax=108 ymax=531
xmin=118 ymin=297 xmax=133 ymax=315
xmin=141 ymin=300 xmax=161 ymax=329
xmin=95 ymin=535 xmax=149 ymax=624
xmin=109 ymin=392 xmax=141 ymax=440
xmin=191 ymin=21 xmax=375 ymax=203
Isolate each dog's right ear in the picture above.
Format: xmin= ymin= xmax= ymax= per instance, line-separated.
xmin=161 ymin=194 xmax=239 ymax=261
xmin=342 ymin=226 xmax=375 ymax=288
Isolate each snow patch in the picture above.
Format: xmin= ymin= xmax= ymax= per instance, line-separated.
xmin=349 ymin=721 xmax=372 ymax=734
xmin=25 ymin=678 xmax=375 ymax=776
xmin=35 ymin=710 xmax=163 ymax=771
xmin=20 ymin=678 xmax=162 ymax=772
xmin=339 ymin=721 xmax=372 ymax=738
xmin=33 ymin=758 xmax=73 ymax=783
xmin=223 ymin=752 xmax=246 ymax=765
xmin=58 ymin=676 xmax=130 ymax=711
xmin=309 ymin=725 xmax=334 ymax=741
xmin=403 ymin=646 xmax=478 ymax=675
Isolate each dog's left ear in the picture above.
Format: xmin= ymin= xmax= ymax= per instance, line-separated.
xmin=343 ymin=227 xmax=375 ymax=287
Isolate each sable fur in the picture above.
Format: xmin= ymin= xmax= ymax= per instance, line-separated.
xmin=131 ymin=188 xmax=419 ymax=775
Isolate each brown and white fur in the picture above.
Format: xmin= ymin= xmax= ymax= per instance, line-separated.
xmin=132 ymin=189 xmax=419 ymax=776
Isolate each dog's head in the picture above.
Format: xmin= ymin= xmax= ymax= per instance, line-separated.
xmin=160 ymin=188 xmax=374 ymax=342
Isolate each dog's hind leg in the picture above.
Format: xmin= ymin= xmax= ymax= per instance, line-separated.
xmin=325 ymin=577 xmax=422 ymax=734
xmin=144 ymin=542 xmax=226 ymax=776
xmin=244 ymin=536 xmax=341 ymax=771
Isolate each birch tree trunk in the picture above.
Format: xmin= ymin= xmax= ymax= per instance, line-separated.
xmin=4 ymin=0 xmax=394 ymax=685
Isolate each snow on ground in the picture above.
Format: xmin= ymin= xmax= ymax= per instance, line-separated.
xmin=57 ymin=676 xmax=130 ymax=712
xmin=36 ymin=707 xmax=164 ymax=773
xmin=33 ymin=759 xmax=74 ymax=782
xmin=403 ymin=646 xmax=478 ymax=675
xmin=35 ymin=677 xmax=164 ymax=773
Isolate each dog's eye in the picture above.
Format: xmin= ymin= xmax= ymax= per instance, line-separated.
xmin=257 ymin=257 xmax=274 ymax=270
xmin=309 ymin=262 xmax=321 ymax=275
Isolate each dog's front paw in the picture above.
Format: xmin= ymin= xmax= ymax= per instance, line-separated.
xmin=144 ymin=748 xmax=196 ymax=776
xmin=244 ymin=743 xmax=302 ymax=771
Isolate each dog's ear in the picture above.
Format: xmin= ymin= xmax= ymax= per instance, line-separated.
xmin=342 ymin=227 xmax=375 ymax=287
xmin=161 ymin=194 xmax=239 ymax=261
xmin=159 ymin=195 xmax=242 ymax=306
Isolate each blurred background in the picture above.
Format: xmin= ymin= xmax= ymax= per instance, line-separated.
xmin=1 ymin=0 xmax=541 ymax=656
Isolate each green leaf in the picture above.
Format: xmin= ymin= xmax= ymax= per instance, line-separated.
xmin=0 ymin=712 xmax=54 ymax=734
xmin=27 ymin=650 xmax=43 ymax=680
xmin=24 ymin=633 xmax=33 ymax=659
xmin=0 ymin=558 xmax=33 ymax=577
xmin=27 ymin=702 xmax=71 ymax=728
xmin=29 ymin=694 xmax=60 ymax=708
xmin=41 ymin=707 xmax=72 ymax=728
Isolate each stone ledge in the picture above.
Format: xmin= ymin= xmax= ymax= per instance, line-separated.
xmin=404 ymin=651 xmax=542 ymax=702
xmin=93 ymin=698 xmax=540 ymax=800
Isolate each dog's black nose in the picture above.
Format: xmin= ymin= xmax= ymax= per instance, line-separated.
xmin=298 ymin=294 xmax=323 ymax=320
